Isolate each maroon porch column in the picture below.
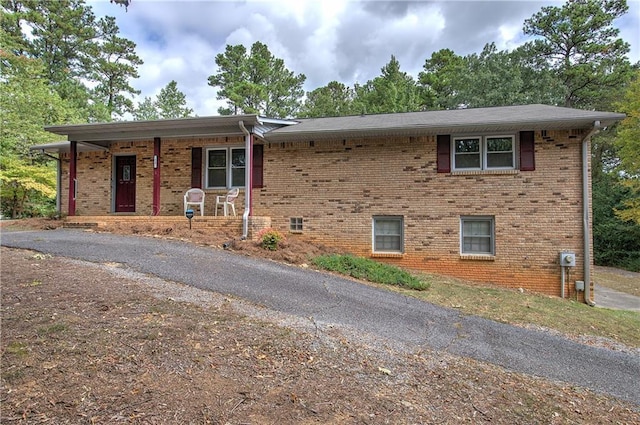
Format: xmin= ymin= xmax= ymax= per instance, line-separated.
xmin=153 ymin=137 xmax=161 ymax=215
xmin=249 ymin=133 xmax=254 ymax=216
xmin=68 ymin=140 xmax=77 ymax=216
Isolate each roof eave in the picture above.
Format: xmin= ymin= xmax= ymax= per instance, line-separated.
xmin=264 ymin=116 xmax=622 ymax=142
xmin=44 ymin=115 xmax=265 ymax=141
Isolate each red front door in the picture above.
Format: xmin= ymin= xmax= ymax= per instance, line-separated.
xmin=115 ymin=156 xmax=136 ymax=212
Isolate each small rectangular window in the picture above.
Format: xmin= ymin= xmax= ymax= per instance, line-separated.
xmin=290 ymin=217 xmax=303 ymax=232
xmin=373 ymin=216 xmax=403 ymax=253
xmin=461 ymin=216 xmax=495 ymax=255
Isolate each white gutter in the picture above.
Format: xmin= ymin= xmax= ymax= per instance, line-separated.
xmin=239 ymin=121 xmax=251 ymax=239
xmin=582 ymin=121 xmax=601 ymax=306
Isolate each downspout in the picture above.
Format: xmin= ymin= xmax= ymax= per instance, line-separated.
xmin=582 ymin=121 xmax=601 ymax=306
xmin=239 ymin=121 xmax=251 ymax=239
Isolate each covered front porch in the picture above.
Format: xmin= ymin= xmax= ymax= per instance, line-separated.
xmin=31 ymin=114 xmax=295 ymax=239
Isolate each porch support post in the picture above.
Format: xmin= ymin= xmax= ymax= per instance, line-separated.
xmin=249 ymin=133 xmax=254 ymax=216
xmin=68 ymin=140 xmax=77 ymax=216
xmin=153 ymin=137 xmax=161 ymax=215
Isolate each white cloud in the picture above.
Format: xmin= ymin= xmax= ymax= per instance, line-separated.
xmin=87 ymin=0 xmax=640 ymax=117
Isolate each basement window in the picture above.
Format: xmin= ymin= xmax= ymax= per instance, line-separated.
xmin=373 ymin=216 xmax=404 ymax=254
xmin=460 ymin=216 xmax=495 ymax=255
xmin=290 ymin=217 xmax=303 ymax=232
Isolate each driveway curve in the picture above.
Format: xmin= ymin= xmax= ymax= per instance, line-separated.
xmin=2 ymin=228 xmax=639 ymax=405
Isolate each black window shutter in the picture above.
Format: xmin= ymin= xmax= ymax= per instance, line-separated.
xmin=437 ymin=135 xmax=451 ymax=173
xmin=252 ymin=144 xmax=264 ymax=188
xmin=519 ymin=131 xmax=535 ymax=171
xmin=191 ymin=147 xmax=202 ymax=188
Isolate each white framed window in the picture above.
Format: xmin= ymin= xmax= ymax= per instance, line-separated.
xmin=206 ymin=147 xmax=245 ymax=189
xmin=373 ymin=216 xmax=404 ymax=253
xmin=290 ymin=217 xmax=303 ymax=232
xmin=453 ymin=135 xmax=514 ymax=170
xmin=460 ymin=216 xmax=495 ymax=255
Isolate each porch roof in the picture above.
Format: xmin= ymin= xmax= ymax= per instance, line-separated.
xmin=263 ymin=104 xmax=626 ymax=141
xmin=43 ymin=115 xmax=296 ymax=148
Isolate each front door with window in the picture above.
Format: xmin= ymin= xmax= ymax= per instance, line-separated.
xmin=115 ymin=156 xmax=136 ymax=212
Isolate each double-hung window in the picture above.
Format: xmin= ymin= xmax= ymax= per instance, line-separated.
xmin=373 ymin=216 xmax=404 ymax=253
xmin=453 ymin=135 xmax=514 ymax=170
xmin=206 ymin=147 xmax=245 ymax=189
xmin=461 ymin=216 xmax=495 ymax=255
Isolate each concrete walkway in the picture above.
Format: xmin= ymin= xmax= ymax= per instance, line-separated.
xmin=1 ymin=229 xmax=639 ymax=405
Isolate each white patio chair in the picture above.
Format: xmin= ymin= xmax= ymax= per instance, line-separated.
xmin=184 ymin=188 xmax=205 ymax=216
xmin=215 ymin=188 xmax=239 ymax=216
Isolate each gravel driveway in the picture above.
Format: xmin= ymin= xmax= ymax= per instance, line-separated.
xmin=2 ymin=228 xmax=639 ymax=405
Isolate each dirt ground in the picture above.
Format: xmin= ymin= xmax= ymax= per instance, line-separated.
xmin=1 ymin=219 xmax=640 ymax=424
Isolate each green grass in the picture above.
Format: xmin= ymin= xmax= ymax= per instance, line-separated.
xmin=404 ymin=274 xmax=640 ymax=348
xmin=37 ymin=323 xmax=68 ymax=336
xmin=312 ymin=254 xmax=429 ymax=290
xmin=5 ymin=341 xmax=29 ymax=357
xmin=311 ymin=254 xmax=640 ymax=348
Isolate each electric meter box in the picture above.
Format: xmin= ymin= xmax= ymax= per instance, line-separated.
xmin=560 ymin=252 xmax=576 ymax=267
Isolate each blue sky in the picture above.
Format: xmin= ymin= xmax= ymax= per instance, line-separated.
xmin=87 ymin=0 xmax=640 ymax=116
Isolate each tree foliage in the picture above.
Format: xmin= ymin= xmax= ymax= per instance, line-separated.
xmin=0 ymin=156 xmax=57 ymax=218
xmin=156 ymin=80 xmax=194 ymax=119
xmin=208 ymin=41 xmax=306 ymax=118
xmin=91 ymin=16 xmax=143 ymax=119
xmin=133 ymin=80 xmax=194 ymax=120
xmin=615 ymin=70 xmax=640 ymax=177
xmin=522 ymin=0 xmax=633 ymax=109
xmin=132 ymin=97 xmax=160 ymax=121
xmin=299 ymin=81 xmax=355 ymax=118
xmin=592 ymin=172 xmax=640 ymax=271
xmin=0 ymin=50 xmax=81 ymax=158
xmin=418 ymin=48 xmax=466 ymax=110
xmin=612 ymin=70 xmax=640 ymax=225
xmin=353 ymin=55 xmax=422 ymax=114
xmin=1 ymin=0 xmax=142 ymax=121
xmin=0 ymin=0 xmax=142 ymax=217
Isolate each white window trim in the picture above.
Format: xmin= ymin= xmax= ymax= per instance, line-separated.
xmin=372 ymin=216 xmax=404 ymax=254
xmin=460 ymin=216 xmax=495 ymax=256
xmin=205 ymin=147 xmax=245 ymax=189
xmin=290 ymin=217 xmax=303 ymax=232
xmin=452 ymin=135 xmax=515 ymax=171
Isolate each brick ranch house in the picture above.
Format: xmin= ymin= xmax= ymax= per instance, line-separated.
xmin=35 ymin=104 xmax=625 ymax=303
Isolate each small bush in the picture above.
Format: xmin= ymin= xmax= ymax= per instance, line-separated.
xmin=312 ymin=254 xmax=429 ymax=290
xmin=256 ymin=227 xmax=285 ymax=251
